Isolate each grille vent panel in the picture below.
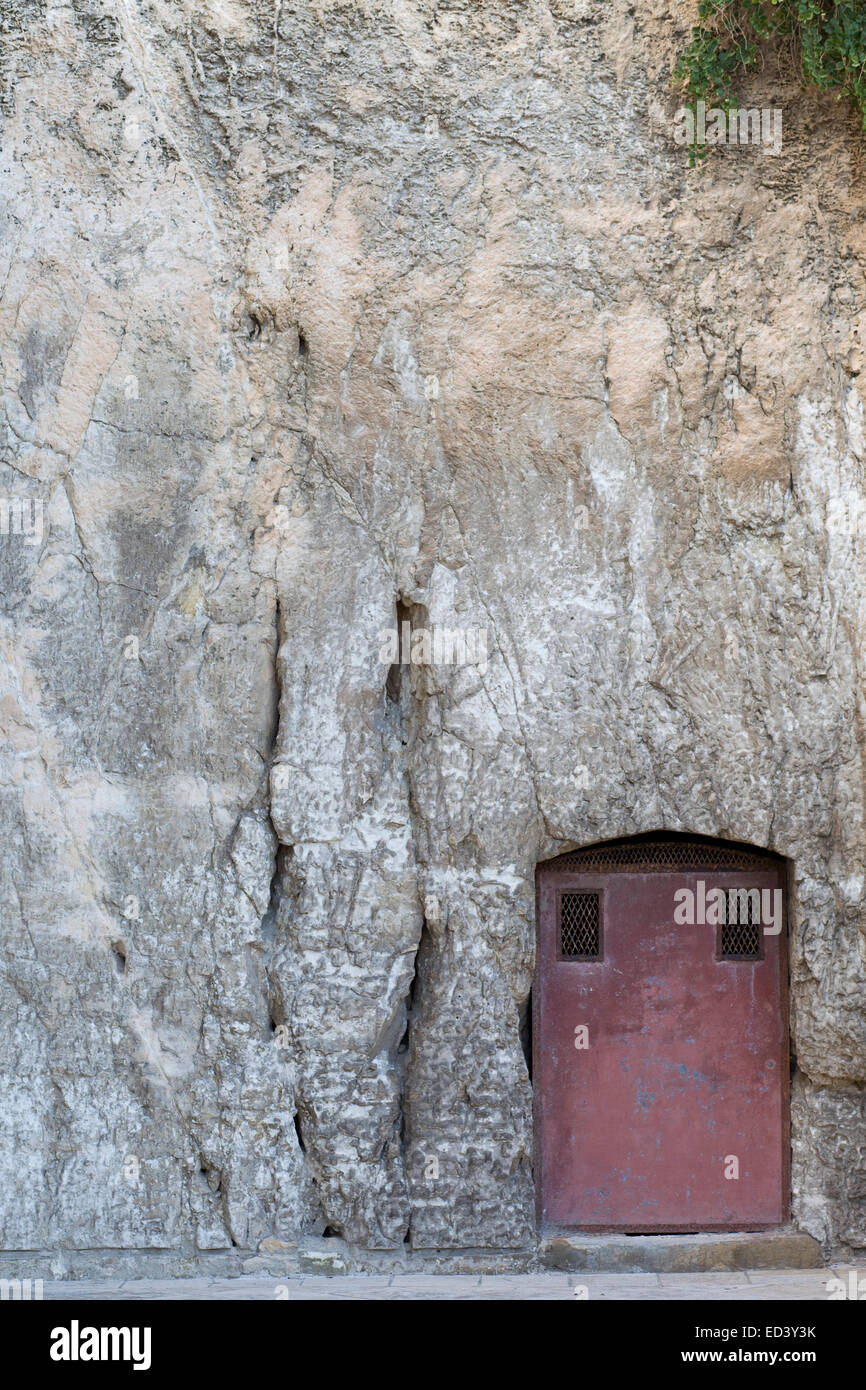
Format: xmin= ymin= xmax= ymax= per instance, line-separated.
xmin=720 ymin=891 xmax=762 ymax=958
xmin=560 ymin=892 xmax=601 ymax=959
xmin=549 ymin=839 xmax=775 ymax=874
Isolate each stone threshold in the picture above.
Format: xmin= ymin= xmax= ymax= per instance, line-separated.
xmin=539 ymin=1228 xmax=824 ymax=1274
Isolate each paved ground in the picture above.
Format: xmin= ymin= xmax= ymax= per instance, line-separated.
xmin=35 ymin=1267 xmax=856 ymax=1300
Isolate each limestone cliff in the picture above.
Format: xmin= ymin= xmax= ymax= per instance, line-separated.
xmin=0 ymin=0 xmax=863 ymax=1270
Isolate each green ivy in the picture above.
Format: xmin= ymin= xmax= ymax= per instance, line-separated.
xmin=674 ymin=1 xmax=866 ymax=163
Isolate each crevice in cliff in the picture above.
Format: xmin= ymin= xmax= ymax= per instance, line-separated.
xmin=399 ymin=918 xmax=428 ymax=1068
xmin=518 ymin=989 xmax=533 ymax=1083
xmin=408 ymin=926 xmax=426 ymax=1013
xmin=268 ymin=593 xmax=283 ymax=773
xmin=198 ymin=1155 xmax=221 ymax=1196
xmin=259 ymin=586 xmax=317 ymax=1225
xmin=293 ymin=1110 xmax=306 ymax=1154
xmin=386 ymin=597 xmax=412 ymax=703
xmin=397 ymin=916 xmax=430 ymax=1238
xmin=395 ymin=964 xmax=415 ymax=1132
xmin=262 ymin=590 xmax=284 ymax=946
xmin=261 ymin=846 xmax=290 ymax=958
xmin=386 ymin=595 xmax=435 ymax=700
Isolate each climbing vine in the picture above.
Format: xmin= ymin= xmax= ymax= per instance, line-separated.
xmin=674 ymin=1 xmax=866 ymax=161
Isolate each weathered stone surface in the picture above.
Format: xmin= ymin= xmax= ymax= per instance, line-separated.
xmin=0 ymin=0 xmax=864 ymax=1272
xmin=791 ymin=1076 xmax=866 ymax=1251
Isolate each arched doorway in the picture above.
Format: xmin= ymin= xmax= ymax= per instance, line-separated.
xmin=534 ymin=833 xmax=789 ymax=1231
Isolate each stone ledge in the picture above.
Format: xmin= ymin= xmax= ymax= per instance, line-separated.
xmin=0 ymin=1231 xmax=827 ymax=1280
xmin=539 ymin=1229 xmax=825 ymax=1274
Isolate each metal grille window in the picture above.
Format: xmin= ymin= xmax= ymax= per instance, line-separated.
xmin=720 ymin=889 xmax=761 ymax=959
xmin=560 ymin=892 xmax=601 ymax=959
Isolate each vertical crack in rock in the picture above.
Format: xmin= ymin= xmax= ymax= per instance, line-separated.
xmin=397 ymin=918 xmax=426 ymax=1125
xmin=269 ymin=594 xmax=283 ymax=772
xmin=399 ymin=914 xmax=433 ymax=1254
xmin=397 ymin=912 xmax=433 ymax=1252
xmin=293 ymin=1111 xmax=306 ymax=1155
xmin=386 ymin=597 xmax=411 ymax=704
xmin=261 ymin=590 xmax=324 ymax=1240
xmin=262 ymin=592 xmax=285 ymax=961
xmin=518 ymin=988 xmax=533 ymax=1084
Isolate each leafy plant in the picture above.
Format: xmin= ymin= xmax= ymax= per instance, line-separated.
xmin=674 ymin=1 xmax=866 ymax=162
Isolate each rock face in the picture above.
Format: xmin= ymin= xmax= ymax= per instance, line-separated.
xmin=0 ymin=0 xmax=864 ymax=1271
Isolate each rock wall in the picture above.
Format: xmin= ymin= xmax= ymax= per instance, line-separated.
xmin=0 ymin=0 xmax=863 ymax=1271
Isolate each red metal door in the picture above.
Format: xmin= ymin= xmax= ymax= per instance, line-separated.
xmin=535 ymin=840 xmax=788 ymax=1231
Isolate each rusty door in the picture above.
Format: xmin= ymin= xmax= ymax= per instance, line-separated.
xmin=534 ymin=839 xmax=788 ymax=1231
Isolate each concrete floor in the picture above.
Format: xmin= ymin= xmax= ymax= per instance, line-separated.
xmin=33 ymin=1266 xmax=858 ymax=1299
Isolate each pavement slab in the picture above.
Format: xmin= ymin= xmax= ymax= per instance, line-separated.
xmin=30 ymin=1267 xmax=840 ymax=1301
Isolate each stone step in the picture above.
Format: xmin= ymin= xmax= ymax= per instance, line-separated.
xmin=539 ymin=1229 xmax=824 ymax=1274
